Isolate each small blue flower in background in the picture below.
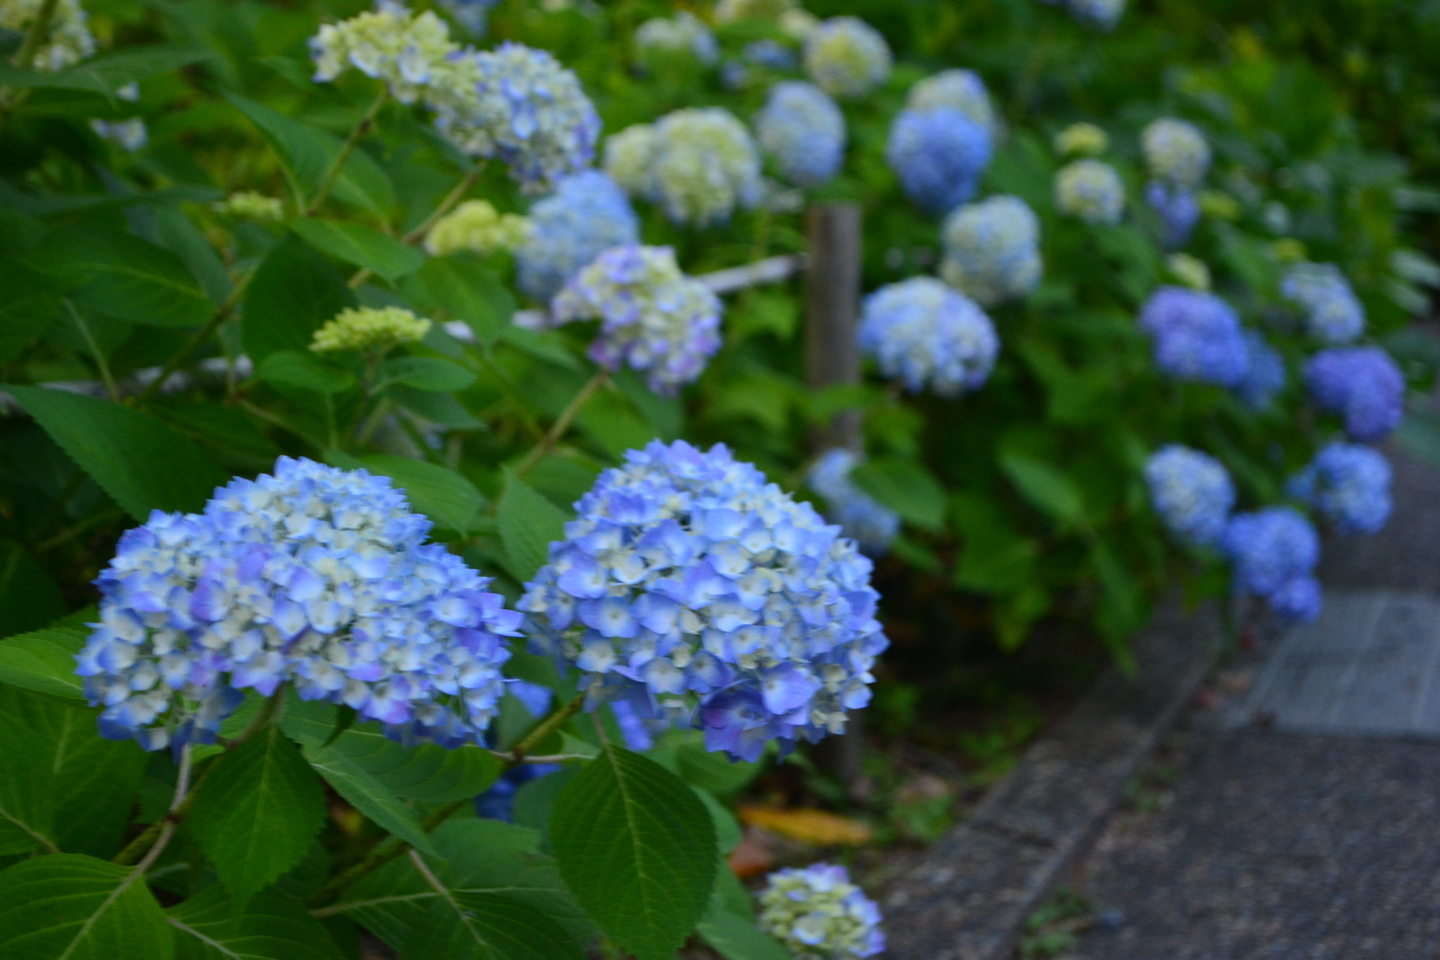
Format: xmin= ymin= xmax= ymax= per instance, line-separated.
xmin=940 ymin=194 xmax=1042 ymax=307
xmin=1288 ymin=443 xmax=1393 ymax=535
xmin=807 ymin=449 xmax=901 ymax=557
xmin=804 ymin=16 xmax=891 ymax=99
xmin=75 ymin=458 xmax=521 ymax=751
xmin=1222 ymin=507 xmax=1322 ymax=622
xmin=858 ymin=277 xmax=999 ymax=397
xmin=1142 ymin=118 xmax=1210 ymax=189
xmin=754 ymin=81 xmax=846 ymax=189
xmin=1138 ymin=286 xmax=1250 ymax=388
xmin=519 ymin=440 xmax=889 ymax=763
xmin=1055 ymin=159 xmax=1125 ymax=226
xmin=906 ymin=69 xmax=996 ymax=137
xmin=1233 ymin=329 xmax=1286 ymax=411
xmin=1144 ymin=445 xmax=1235 ymax=548
xmin=757 ymin=862 xmax=885 ymax=960
xmin=516 ymin=170 xmax=640 ymax=305
xmin=1145 ymin=180 xmax=1199 ymax=249
xmin=90 ymin=118 xmax=148 ymax=151
xmin=1304 ymin=346 xmax=1405 ymax=443
xmin=745 ymin=39 xmax=798 ymax=71
xmin=886 ymin=107 xmax=993 ymax=215
xmin=1281 ymin=262 xmax=1366 ymax=345
xmin=1066 ymin=0 xmax=1125 ymax=30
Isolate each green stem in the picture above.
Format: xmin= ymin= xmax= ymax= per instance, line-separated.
xmin=305 ymin=88 xmax=388 ymax=217
xmin=32 ymin=507 xmax=125 ymax=553
xmin=13 ymin=0 xmax=60 ymax=70
xmin=514 ymin=370 xmax=608 ymax=478
xmin=347 ymin=162 xmax=484 ymax=290
xmin=478 ymin=350 xmax=544 ymax=442
xmin=66 ymin=300 xmax=118 ymax=400
xmin=135 ymin=272 xmax=251 ymax=405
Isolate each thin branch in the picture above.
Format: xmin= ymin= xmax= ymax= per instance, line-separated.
xmin=13 ymin=0 xmax=60 ymax=70
xmin=135 ymin=272 xmax=252 ymax=404
xmin=514 ymin=370 xmax=608 ymax=478
xmin=347 ymin=162 xmax=484 ymax=290
xmin=305 ymin=88 xmax=389 ymax=217
xmin=66 ymin=301 xmax=117 ymax=401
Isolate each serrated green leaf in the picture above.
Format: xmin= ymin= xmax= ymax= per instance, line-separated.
xmin=290 ymin=219 xmax=424 ymax=284
xmin=0 ymin=45 xmax=208 ymax=94
xmin=1 ymin=386 xmax=229 ymax=522
xmin=999 ymin=451 xmax=1088 ymax=528
xmin=357 ymin=455 xmax=482 ymax=534
xmin=406 ymin=891 xmax=582 ymax=960
xmin=32 ymin=228 xmax=215 ymax=328
xmin=0 ymin=538 xmax=65 ymax=639
xmin=850 ymin=457 xmax=947 ymax=532
xmin=301 ymin=742 xmax=439 ymax=857
xmin=550 ymin=742 xmax=717 ymax=960
xmin=406 ymin=257 xmax=514 ymax=349
xmin=189 ymin=726 xmax=327 ymax=904
xmin=675 ymin=742 xmax=763 ymax=796
xmin=168 ymin=886 xmax=344 ymax=960
xmin=498 ymin=472 xmax=568 ymax=583
xmin=0 ymin=854 xmax=174 ymax=960
xmin=257 ymin=350 xmax=358 ymax=395
xmin=242 ymin=233 xmax=356 ymax=363
xmin=0 ymin=260 xmax=65 ymax=363
xmin=0 ymin=705 xmax=56 ymax=854
xmin=691 ymin=786 xmax=741 ymax=854
xmin=697 ymin=907 xmax=791 ymax=960
xmin=0 ymin=626 xmax=86 ymax=699
xmin=387 ymin=384 xmax=482 ymax=429
xmin=375 ymin=356 xmax=476 ymax=393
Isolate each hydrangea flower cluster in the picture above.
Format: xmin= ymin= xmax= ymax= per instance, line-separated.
xmin=1304 ymin=346 xmax=1405 ymax=443
xmin=804 ymin=17 xmax=892 ymax=99
xmin=714 ymin=0 xmax=797 ymax=23
xmin=1055 ymin=122 xmax=1108 ymax=158
xmin=423 ymin=200 xmax=531 ymax=257
xmin=427 ymin=42 xmax=600 ymax=194
xmin=757 ymin=863 xmax=885 ymax=960
xmin=1288 ymin=443 xmax=1392 ymax=536
xmin=755 ymin=81 xmax=846 ymax=189
xmin=311 ymin=307 xmax=432 ymax=355
xmin=858 ymin=277 xmax=999 ymax=397
xmin=75 ymin=458 xmax=521 ymax=750
xmin=1142 ymin=118 xmax=1210 ymax=188
xmin=519 ymin=440 xmax=889 ymax=762
xmin=1055 ymin=159 xmax=1125 ymax=226
xmin=550 ymin=246 xmax=722 ymax=395
xmin=1233 ymin=330 xmax=1287 ymax=411
xmin=516 ymin=170 xmax=640 ymax=304
xmin=435 ymin=0 xmax=499 ymax=36
xmin=940 ymin=195 xmax=1043 ymax=307
xmin=214 ymin=191 xmax=284 ymax=222
xmin=1221 ymin=507 xmax=1322 ymax=622
xmin=1144 ymin=445 xmax=1235 ymax=548
xmin=1281 ymin=262 xmax=1365 ymax=344
xmin=1145 ymin=180 xmax=1200 ymax=249
xmin=310 ymin=3 xmax=455 ymax=104
xmin=635 ymin=11 xmax=719 ymax=65
xmin=1166 ymin=252 xmax=1210 ymax=291
xmin=745 ymin=39 xmax=798 ymax=71
xmin=807 ymin=450 xmax=900 ymax=557
xmin=886 ymin=107 xmax=993 ymax=215
xmin=1138 ymin=287 xmax=1249 ymax=388
xmin=906 ymin=69 xmax=996 ymax=136
xmin=90 ymin=119 xmax=148 ymax=152
xmin=604 ymin=109 xmax=762 ymax=227
xmin=1066 ymin=0 xmax=1125 ymax=30
xmin=1 ymin=0 xmax=95 ymax=71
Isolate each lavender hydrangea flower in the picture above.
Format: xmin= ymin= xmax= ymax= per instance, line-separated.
xmin=940 ymin=195 xmax=1042 ymax=306
xmin=1233 ymin=330 xmax=1286 ymax=411
xmin=1138 ymin=287 xmax=1250 ymax=388
xmin=1222 ymin=507 xmax=1322 ymax=622
xmin=1288 ymin=443 xmax=1392 ymax=536
xmin=807 ymin=449 xmax=900 ymax=557
xmin=1145 ymin=180 xmax=1200 ymax=249
xmin=1142 ymin=118 xmax=1210 ymax=188
xmin=906 ymin=69 xmax=995 ymax=136
xmin=75 ymin=458 xmax=520 ymax=751
xmin=1055 ymin=159 xmax=1124 ymax=225
xmin=1281 ymin=262 xmax=1365 ymax=345
xmin=886 ymin=107 xmax=993 ymax=215
xmin=516 ymin=170 xmax=640 ymax=304
xmin=858 ymin=277 xmax=999 ymax=397
xmin=550 ymin=245 xmax=722 ymax=395
xmin=755 ymin=81 xmax=846 ymax=189
xmin=757 ymin=863 xmax=885 ymax=960
xmin=804 ymin=16 xmax=891 ymax=99
xmin=1144 ymin=445 xmax=1235 ymax=548
xmin=519 ymin=440 xmax=889 ymax=762
xmin=1304 ymin=346 xmax=1405 ymax=443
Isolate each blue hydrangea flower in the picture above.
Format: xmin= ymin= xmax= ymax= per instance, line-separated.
xmin=516 ymin=170 xmax=640 ymax=304
xmin=1138 ymin=286 xmax=1250 ymax=388
xmin=1144 ymin=445 xmax=1235 ymax=548
xmin=940 ymin=195 xmax=1042 ymax=306
xmin=1141 ymin=118 xmax=1210 ymax=188
xmin=804 ymin=16 xmax=891 ymax=99
xmin=755 ymin=81 xmax=846 ymax=189
xmin=886 ymin=107 xmax=993 ymax=215
xmin=519 ymin=440 xmax=889 ymax=763
xmin=1145 ymin=180 xmax=1199 ymax=249
xmin=550 ymin=245 xmax=722 ymax=395
xmin=1222 ymin=507 xmax=1322 ymax=623
xmin=757 ymin=863 xmax=885 ymax=960
xmin=906 ymin=69 xmax=996 ymax=136
xmin=1055 ymin=159 xmax=1124 ymax=226
xmin=427 ymin=42 xmax=600 ymax=194
xmin=858 ymin=277 xmax=999 ymax=397
xmin=745 ymin=39 xmax=798 ymax=70
xmin=75 ymin=458 xmax=520 ymax=751
xmin=1287 ymin=442 xmax=1392 ymax=536
xmin=1233 ymin=329 xmax=1286 ymax=411
xmin=634 ymin=11 xmax=719 ymax=65
xmin=436 ymin=0 xmax=499 ymax=36
xmin=1281 ymin=262 xmax=1365 ymax=345
xmin=1304 ymin=346 xmax=1405 ymax=443
xmin=604 ymin=108 xmax=763 ymax=227
xmin=807 ymin=450 xmax=900 ymax=557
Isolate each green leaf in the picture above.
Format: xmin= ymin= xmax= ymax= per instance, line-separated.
xmin=952 ymin=494 xmax=1040 ymax=594
xmin=290 ymin=219 xmax=424 ymax=284
xmin=33 ymin=228 xmax=215 ymax=327
xmin=691 ymin=786 xmax=741 ymax=855
xmin=999 ymin=451 xmax=1088 ymax=528
xmin=406 ymin=891 xmax=582 ymax=960
xmin=375 ymin=356 xmax=476 ymax=393
xmin=2 ymin=386 xmax=229 ymax=521
xmin=358 ymin=455 xmax=482 ymax=534
xmin=301 ymin=742 xmax=439 ymax=857
xmin=168 ymin=886 xmax=344 ymax=960
xmin=550 ymin=742 xmax=717 ymax=960
xmin=0 ymin=702 xmax=56 ymax=854
xmin=257 ymin=350 xmax=358 ymax=395
xmin=497 ymin=472 xmax=568 ymax=583
xmin=406 ymin=257 xmax=514 ymax=349
xmin=850 ymin=457 xmax=947 ymax=532
xmin=674 ymin=742 xmax=763 ymax=796
xmin=242 ymin=233 xmax=355 ymax=363
xmin=386 ymin=384 xmax=482 ymax=429
xmin=189 ymin=726 xmax=327 ymax=904
xmin=697 ymin=908 xmax=791 ymax=960
xmin=0 ymin=538 xmax=65 ymax=638
xmin=0 ymin=260 xmax=65 ymax=363
xmin=0 ymin=626 xmax=85 ymax=700
xmin=0 ymin=854 xmax=174 ymax=960
xmin=0 ymin=45 xmax=208 ymax=94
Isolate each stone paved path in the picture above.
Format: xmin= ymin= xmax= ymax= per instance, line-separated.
xmin=1066 ymin=446 xmax=1440 ymax=959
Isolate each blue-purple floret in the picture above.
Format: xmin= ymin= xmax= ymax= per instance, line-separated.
xmin=858 ymin=277 xmax=999 ymax=397
xmin=1304 ymin=346 xmax=1405 ymax=443
xmin=76 ymin=457 xmax=520 ymax=751
xmin=755 ymin=80 xmax=846 ymax=189
xmin=885 ymin=107 xmax=992 ymax=215
xmin=516 ymin=170 xmax=640 ymax=304
xmin=807 ymin=449 xmax=900 ymax=557
xmin=519 ymin=440 xmax=889 ymax=763
xmin=1138 ymin=286 xmax=1250 ymax=388
xmin=1233 ymin=330 xmax=1286 ymax=411
xmin=1145 ymin=180 xmax=1200 ymax=249
xmin=1221 ymin=507 xmax=1322 ymax=622
xmin=1144 ymin=444 xmax=1235 ymax=548
xmin=1288 ymin=442 xmax=1392 ymax=536
xmin=1282 ymin=262 xmax=1365 ymax=345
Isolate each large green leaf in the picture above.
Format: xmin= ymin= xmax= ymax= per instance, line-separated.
xmin=497 ymin=472 xmax=568 ymax=583
xmin=696 ymin=908 xmax=791 ymax=960
xmin=0 ymin=702 xmax=56 ymax=855
xmin=405 ymin=257 xmax=515 ymax=349
xmin=0 ymin=538 xmax=65 ymax=639
xmin=290 ymin=219 xmax=424 ymax=284
xmin=241 ymin=232 xmax=356 ymax=363
xmin=0 ymin=46 xmax=208 ymax=94
xmin=0 ymin=626 xmax=86 ymax=699
xmin=301 ymin=742 xmax=439 ymax=857
xmin=998 ymin=450 xmax=1088 ymax=528
xmin=256 ymin=351 xmax=358 ymax=395
xmin=849 ymin=457 xmax=947 ymax=532
xmin=375 ymin=356 xmax=476 ymax=393
xmin=357 ymin=455 xmax=482 ymax=535
xmin=2 ymin=386 xmax=229 ymax=521
xmin=188 ymin=726 xmax=327 ymax=904
xmin=406 ymin=891 xmax=582 ymax=960
xmin=550 ymin=743 xmax=717 ymax=960
xmin=34 ymin=228 xmax=215 ymax=328
xmin=168 ymin=886 xmax=344 ymax=960
xmin=0 ymin=260 xmax=65 ymax=363
xmin=0 ymin=854 xmax=174 ymax=960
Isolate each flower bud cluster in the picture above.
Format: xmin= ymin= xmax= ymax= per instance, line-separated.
xmin=1281 ymin=262 xmax=1365 ymax=345
xmin=1137 ymin=287 xmax=1249 ymax=388
xmin=1288 ymin=442 xmax=1392 ymax=536
xmin=1166 ymin=253 xmax=1210 ymax=291
xmin=807 ymin=450 xmax=900 ymax=557
xmin=714 ymin=0 xmax=797 ymax=23
xmin=215 ymin=191 xmax=285 ymax=222
xmin=516 ymin=170 xmax=640 ymax=304
xmin=1055 ymin=159 xmax=1125 ymax=225
xmin=310 ymin=3 xmax=456 ymax=104
xmin=804 ymin=17 xmax=891 ymax=99
xmin=1 ymin=0 xmax=95 ymax=71
xmin=604 ymin=108 xmax=762 ymax=227
xmin=634 ymin=11 xmax=719 ymax=65
xmin=1054 ymin=122 xmax=1108 ymax=158
xmin=423 ymin=199 xmax=531 ymax=257
xmin=906 ymin=69 xmax=996 ymax=136
xmin=1142 ymin=118 xmax=1210 ymax=188
xmin=1144 ymin=445 xmax=1235 ymax=548
xmin=858 ymin=277 xmax=999 ymax=397
xmin=311 ymin=307 xmax=432 ymax=355
xmin=757 ymin=863 xmax=885 ymax=960
xmin=886 ymin=107 xmax=993 ymax=215
xmin=520 ymin=440 xmax=889 ymax=762
xmin=940 ymin=195 xmax=1042 ymax=306
xmin=1221 ymin=507 xmax=1322 ymax=622
xmin=1303 ymin=346 xmax=1404 ymax=443
xmin=755 ymin=81 xmax=846 ymax=189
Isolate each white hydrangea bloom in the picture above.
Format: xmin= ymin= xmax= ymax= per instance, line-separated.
xmin=0 ymin=0 xmax=95 ymax=71
xmin=1141 ymin=117 xmax=1210 ymax=188
xmin=424 ymin=200 xmax=531 ymax=256
xmin=804 ymin=17 xmax=891 ymax=99
xmin=1055 ymin=159 xmax=1125 ymax=226
xmin=310 ymin=3 xmax=457 ymax=104
xmin=605 ymin=108 xmax=762 ymax=227
xmin=634 ymin=11 xmax=719 ymax=64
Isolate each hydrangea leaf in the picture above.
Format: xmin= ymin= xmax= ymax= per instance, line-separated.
xmin=290 ymin=219 xmax=424 ymax=285
xmin=0 ymin=626 xmax=86 ymax=700
xmin=0 ymin=45 xmax=208 ymax=94
xmin=355 ymin=455 xmax=484 ymax=536
xmin=498 ymin=473 xmax=568 ymax=582
xmin=0 ymin=539 xmax=65 ymax=641
xmin=405 ymin=257 xmax=514 ymax=350
xmin=256 ymin=351 xmax=358 ymax=395
xmin=242 ymin=233 xmax=356 ymax=363
xmin=696 ymin=907 xmax=791 ymax=960
xmin=550 ymin=742 xmax=717 ymax=960
xmin=374 ymin=356 xmax=477 ymax=393
xmin=405 ymin=891 xmax=582 ymax=960
xmin=0 ymin=260 xmax=66 ymax=364
xmin=0 ymin=854 xmax=174 ymax=960
xmin=301 ymin=742 xmax=439 ymax=857
xmin=167 ymin=886 xmax=344 ymax=960
xmin=850 ymin=457 xmax=946 ymax=532
xmin=30 ymin=227 xmax=215 ymax=328
xmin=998 ymin=450 xmax=1088 ymax=528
